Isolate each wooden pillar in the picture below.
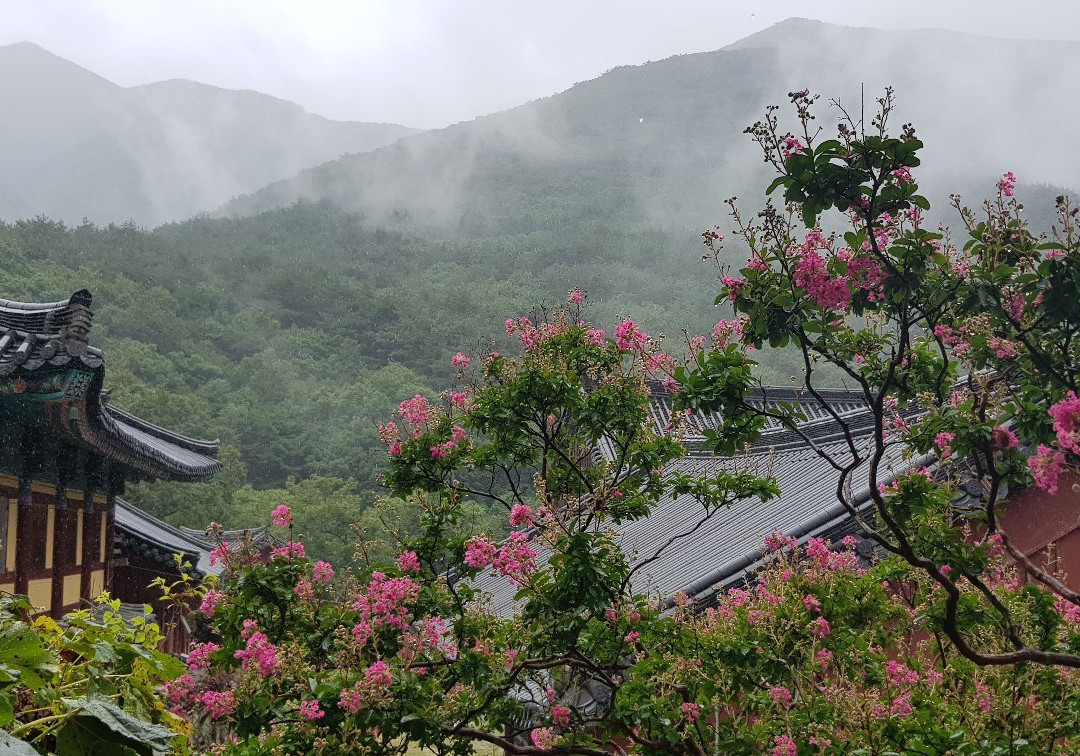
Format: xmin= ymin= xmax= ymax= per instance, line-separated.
xmin=81 ymin=455 xmax=104 ymax=603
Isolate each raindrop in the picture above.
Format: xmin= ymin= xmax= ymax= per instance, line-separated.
xmin=639 ymin=117 xmax=644 ymax=124
xmin=751 ymin=13 xmax=755 ymax=19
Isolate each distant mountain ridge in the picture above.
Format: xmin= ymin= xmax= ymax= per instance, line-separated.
xmin=221 ymin=18 xmax=1080 ymax=237
xmin=0 ymin=42 xmax=418 ymax=225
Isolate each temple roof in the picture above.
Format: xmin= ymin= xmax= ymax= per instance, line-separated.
xmin=114 ymin=497 xmax=277 ymax=577
xmin=476 ymin=383 xmax=917 ymax=615
xmin=0 ymin=290 xmax=221 ymax=482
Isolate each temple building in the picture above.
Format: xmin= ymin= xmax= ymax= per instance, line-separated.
xmin=0 ymin=289 xmax=222 ymax=623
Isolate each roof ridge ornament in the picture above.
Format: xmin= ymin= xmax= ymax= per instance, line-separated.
xmin=59 ymin=290 xmax=93 ymax=356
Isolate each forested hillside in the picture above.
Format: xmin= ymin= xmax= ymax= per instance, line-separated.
xmin=223 ymin=19 xmax=1080 ymax=237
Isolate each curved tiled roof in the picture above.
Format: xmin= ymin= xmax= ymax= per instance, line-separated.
xmin=0 ymin=290 xmax=221 ymax=482
xmin=476 ymin=383 xmax=915 ymax=616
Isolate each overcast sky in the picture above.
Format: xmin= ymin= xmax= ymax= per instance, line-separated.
xmin=3 ymin=1 xmax=1079 ymax=129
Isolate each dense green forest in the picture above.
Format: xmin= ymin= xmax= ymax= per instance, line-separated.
xmin=0 ymin=205 xmax=753 ymax=563
xmin=0 ymin=175 xmax=1072 ymax=564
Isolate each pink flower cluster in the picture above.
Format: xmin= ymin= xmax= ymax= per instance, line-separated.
xmin=998 ymin=171 xmax=1017 ymax=197
xmin=795 ymin=246 xmax=851 ymax=310
xmin=199 ymin=588 xmax=223 ymax=617
xmin=585 ymin=328 xmax=606 ymax=346
xmin=398 ymin=394 xmax=432 ymax=431
xmin=450 ymin=351 xmax=470 ymax=369
xmin=549 ymin=703 xmax=571 ymax=728
xmin=1029 ymin=444 xmax=1066 ymax=495
xmin=721 ymin=276 xmax=748 ymax=302
xmin=1049 ymin=391 xmax=1080 ymax=455
xmin=614 ymin=318 xmax=649 ymax=351
xmin=494 ymin=531 xmax=537 ymax=585
xmin=234 ymin=624 xmax=278 ymax=677
xmin=991 ymin=425 xmax=1018 ymax=450
xmin=396 ymin=550 xmax=421 ymax=574
xmin=568 ymin=288 xmax=584 ymax=305
xmin=934 ymin=431 xmax=956 ymax=459
xmin=312 ymin=560 xmax=335 ymax=583
xmin=354 ymin=571 xmax=421 ymax=631
xmin=781 ymin=136 xmax=805 ymax=158
xmin=186 ymin=641 xmax=220 ymax=671
xmin=774 ymin=735 xmax=797 ymax=756
xmin=299 ymin=699 xmax=325 ymax=721
xmin=271 ymin=542 xmax=306 ymax=561
xmin=509 ymin=504 xmax=535 ymax=528
xmin=271 ymin=504 xmax=291 ymax=528
xmin=431 ymin=424 xmax=469 ymax=459
xmin=769 ymin=685 xmax=793 ymax=707
xmin=681 ymin=702 xmax=700 ymax=723
xmin=199 ymin=690 xmax=236 ymax=720
xmin=464 ymin=535 xmax=497 ymax=569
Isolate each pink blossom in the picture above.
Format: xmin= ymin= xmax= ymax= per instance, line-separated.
xmin=199 ymin=588 xmax=223 ymax=617
xmin=396 ymin=551 xmax=421 ymax=574
xmin=939 ymin=565 xmax=953 ymax=577
xmin=464 ymin=535 xmax=497 ymax=569
xmin=312 ymin=560 xmax=335 ymax=583
xmin=388 ymin=442 xmax=402 ymax=456
xmin=810 ymin=616 xmax=831 ymax=638
xmin=208 ymin=544 xmax=231 ymax=568
xmin=998 ymin=171 xmax=1017 ymax=197
xmin=623 ymin=630 xmax=640 ymax=643
xmin=681 ymin=702 xmax=701 ymax=723
xmin=891 ymin=693 xmax=913 ymax=716
xmin=271 ymin=504 xmax=292 ymax=528
xmin=721 ymin=276 xmax=748 ymax=302
xmin=614 ymin=318 xmax=649 ymax=351
xmin=803 ymin=594 xmax=821 ymax=613
xmin=549 ymin=704 xmax=571 ymax=728
xmin=398 ymin=394 xmax=432 ymax=429
xmin=509 ymin=504 xmax=535 ymax=528
xmin=781 ymin=136 xmax=805 ymax=158
xmin=891 ymin=166 xmax=913 ymax=182
xmin=585 ymin=328 xmax=606 ymax=346
xmin=494 ymin=531 xmax=537 ymax=585
xmin=233 ymin=630 xmax=278 ymax=677
xmin=774 ymin=735 xmax=797 ymax=756
xmin=816 ymin=648 xmax=833 ymax=668
xmin=199 ymin=690 xmax=236 ymax=720
xmin=768 ymin=686 xmax=793 ymax=708
xmin=842 ymin=534 xmax=858 ymax=549
xmin=449 ymin=391 xmax=467 ymax=410
xmin=568 ymin=288 xmax=583 ymax=305
xmin=794 ymin=247 xmax=851 ymax=310
xmin=450 ymin=352 xmax=470 ymax=369
xmin=1049 ymin=391 xmax=1080 ymax=455
xmin=348 ymin=622 xmax=372 ymax=650
xmin=365 ymin=660 xmax=392 ymax=687
xmin=339 ymin=686 xmax=363 ymax=714
xmin=294 ymin=577 xmax=314 ymax=599
xmin=530 ymin=728 xmax=556 ymax=750
xmin=271 ymin=542 xmax=306 ymax=561
xmin=186 ymin=641 xmax=219 ymax=671
xmin=299 ymin=699 xmax=325 ymax=721
xmin=934 ymin=431 xmax=956 ymax=459
xmin=1029 ymin=444 xmax=1066 ymax=494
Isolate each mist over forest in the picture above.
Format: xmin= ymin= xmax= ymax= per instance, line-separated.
xmin=0 ymin=18 xmax=1076 ymax=564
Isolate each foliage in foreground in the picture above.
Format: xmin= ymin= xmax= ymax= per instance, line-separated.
xmin=172 ymin=293 xmax=1080 ymax=753
xmin=0 ymin=595 xmax=187 ymax=754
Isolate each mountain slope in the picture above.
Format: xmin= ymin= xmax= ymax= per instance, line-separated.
xmin=0 ymin=42 xmax=418 ymax=225
xmin=222 ymin=19 xmax=1080 ymax=236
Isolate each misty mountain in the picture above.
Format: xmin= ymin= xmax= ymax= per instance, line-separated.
xmin=222 ymin=19 xmax=1080 ymax=237
xmin=0 ymin=42 xmax=418 ymax=225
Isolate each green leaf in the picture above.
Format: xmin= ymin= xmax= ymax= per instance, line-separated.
xmin=0 ymin=731 xmax=38 ymax=756
xmin=56 ymin=698 xmax=176 ymax=756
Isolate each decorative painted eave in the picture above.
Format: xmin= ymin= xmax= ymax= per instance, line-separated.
xmin=0 ymin=289 xmax=221 ymax=483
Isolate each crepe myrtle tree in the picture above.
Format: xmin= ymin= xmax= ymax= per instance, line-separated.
xmin=175 ymin=292 xmax=1080 ymax=754
xmin=678 ymin=87 xmax=1080 ymax=670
